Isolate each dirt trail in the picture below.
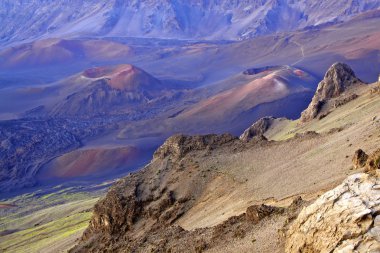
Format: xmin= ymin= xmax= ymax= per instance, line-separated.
xmin=291 ymin=40 xmax=305 ymax=66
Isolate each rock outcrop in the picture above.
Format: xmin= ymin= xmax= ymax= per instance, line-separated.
xmin=154 ymin=134 xmax=237 ymax=159
xmin=353 ymin=149 xmax=369 ymax=169
xmin=366 ymin=149 xmax=380 ymax=172
xmin=370 ymin=82 xmax=380 ymax=95
xmin=352 ymin=149 xmax=380 ymax=172
xmin=239 ymin=117 xmax=275 ymax=141
xmin=300 ymin=62 xmax=363 ymax=122
xmin=286 ymin=173 xmax=380 ymax=253
xmin=246 ymin=204 xmax=283 ymax=224
xmin=333 ymin=93 xmax=359 ymax=108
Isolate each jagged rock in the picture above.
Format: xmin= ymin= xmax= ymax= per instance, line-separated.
xmin=370 ymin=83 xmax=380 ymax=95
xmin=333 ymin=93 xmax=358 ymax=108
xmin=249 ymin=134 xmax=268 ymax=143
xmin=245 ymin=204 xmax=283 ymax=224
xmin=286 ymin=173 xmax=380 ymax=253
xmin=365 ymin=149 xmax=380 ymax=172
xmin=153 ymin=133 xmax=237 ymax=159
xmin=301 ymin=63 xmax=363 ymax=122
xmin=294 ymin=131 xmax=319 ymax=139
xmin=353 ymin=149 xmax=369 ymax=169
xmin=240 ymin=117 xmax=275 ymax=141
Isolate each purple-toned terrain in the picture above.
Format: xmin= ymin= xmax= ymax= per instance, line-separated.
xmin=0 ymin=2 xmax=379 ymax=192
xmin=1 ymin=1 xmax=380 ymax=253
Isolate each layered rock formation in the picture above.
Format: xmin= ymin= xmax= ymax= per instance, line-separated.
xmin=286 ymin=148 xmax=380 ymax=252
xmin=300 ymin=62 xmax=363 ymax=122
xmin=286 ymin=172 xmax=380 ymax=252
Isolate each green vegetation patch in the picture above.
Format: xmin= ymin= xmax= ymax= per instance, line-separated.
xmin=0 ymin=211 xmax=92 ymax=253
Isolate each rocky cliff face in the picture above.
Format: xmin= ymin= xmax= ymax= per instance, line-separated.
xmin=1 ymin=0 xmax=380 ymax=46
xmin=70 ymin=134 xmax=242 ymax=252
xmin=70 ymin=132 xmax=312 ymax=252
xmin=153 ymin=134 xmax=237 ymax=159
xmin=286 ymin=172 xmax=380 ymax=253
xmin=300 ymin=62 xmax=363 ymax=122
xmin=239 ymin=117 xmax=276 ymax=141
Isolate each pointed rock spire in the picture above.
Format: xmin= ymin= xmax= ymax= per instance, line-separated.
xmin=300 ymin=62 xmax=362 ymax=122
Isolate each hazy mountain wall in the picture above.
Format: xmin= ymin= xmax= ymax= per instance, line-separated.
xmin=1 ymin=0 xmax=380 ymax=46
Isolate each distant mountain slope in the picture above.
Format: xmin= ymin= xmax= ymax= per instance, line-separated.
xmin=1 ymin=0 xmax=380 ymax=46
xmin=0 ymin=38 xmax=132 ymax=69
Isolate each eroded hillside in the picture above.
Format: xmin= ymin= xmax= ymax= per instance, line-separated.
xmin=71 ymin=63 xmax=380 ymax=252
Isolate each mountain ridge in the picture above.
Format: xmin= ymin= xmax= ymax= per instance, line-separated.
xmin=1 ymin=0 xmax=380 ymax=47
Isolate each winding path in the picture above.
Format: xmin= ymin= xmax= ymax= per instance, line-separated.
xmin=291 ymin=40 xmax=305 ymax=66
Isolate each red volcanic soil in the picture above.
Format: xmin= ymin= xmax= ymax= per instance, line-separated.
xmin=0 ymin=38 xmax=132 ymax=68
xmin=0 ymin=203 xmax=16 ymax=209
xmin=39 ymin=146 xmax=142 ymax=179
xmin=293 ymin=69 xmax=306 ymax=77
xmin=82 ymin=64 xmax=162 ymax=92
xmin=82 ymin=67 xmax=112 ymax=79
xmin=179 ymin=66 xmax=314 ymax=121
xmin=82 ymin=64 xmax=138 ymax=79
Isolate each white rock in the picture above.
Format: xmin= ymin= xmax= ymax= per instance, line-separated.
xmin=286 ymin=173 xmax=380 ymax=253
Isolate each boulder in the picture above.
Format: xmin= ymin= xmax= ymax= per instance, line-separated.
xmin=353 ymin=149 xmax=369 ymax=169
xmin=286 ymin=173 xmax=380 ymax=253
xmin=366 ymin=149 xmax=380 ymax=172
xmin=240 ymin=117 xmax=275 ymax=141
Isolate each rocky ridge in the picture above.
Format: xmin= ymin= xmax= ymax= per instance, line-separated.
xmin=70 ymin=133 xmax=307 ymax=253
xmin=154 ymin=134 xmax=238 ymax=159
xmin=71 ymin=134 xmax=241 ymax=252
xmin=1 ymin=0 xmax=380 ymax=46
xmin=300 ymin=62 xmax=363 ymax=122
